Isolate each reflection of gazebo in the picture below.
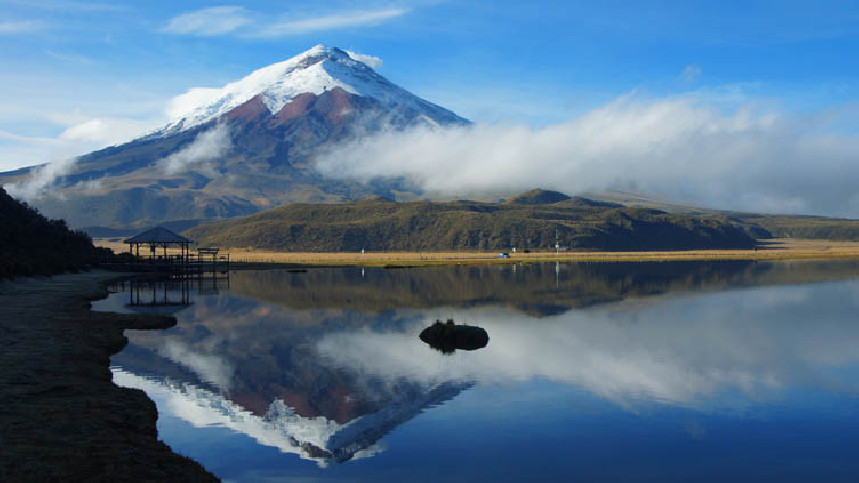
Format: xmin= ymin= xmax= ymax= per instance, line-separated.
xmin=124 ymin=227 xmax=192 ymax=261
xmin=125 ymin=279 xmax=192 ymax=315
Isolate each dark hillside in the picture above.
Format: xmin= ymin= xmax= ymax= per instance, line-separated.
xmin=584 ymin=191 xmax=859 ymax=241
xmin=505 ymin=189 xmax=572 ymax=205
xmin=0 ymin=188 xmax=103 ymax=279
xmin=185 ymin=194 xmax=756 ymax=252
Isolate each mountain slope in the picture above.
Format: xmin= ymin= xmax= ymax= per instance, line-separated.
xmin=184 ymin=192 xmax=757 ymax=252
xmin=0 ymin=46 xmax=468 ymax=229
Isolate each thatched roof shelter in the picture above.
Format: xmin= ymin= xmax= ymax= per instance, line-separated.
xmin=124 ymin=227 xmax=192 ymax=259
xmin=124 ymin=227 xmax=191 ymax=245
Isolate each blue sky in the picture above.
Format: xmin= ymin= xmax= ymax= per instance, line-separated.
xmin=1 ymin=1 xmax=858 ymax=189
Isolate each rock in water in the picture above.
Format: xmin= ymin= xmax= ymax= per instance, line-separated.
xmin=419 ymin=319 xmax=489 ymax=354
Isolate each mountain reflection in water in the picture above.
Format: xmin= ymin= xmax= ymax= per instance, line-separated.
xmin=101 ymin=260 xmax=859 ymax=478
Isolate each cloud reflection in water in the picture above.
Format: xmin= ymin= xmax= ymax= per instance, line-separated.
xmin=315 ymin=281 xmax=859 ymax=408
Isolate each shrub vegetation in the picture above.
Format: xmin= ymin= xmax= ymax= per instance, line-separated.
xmin=0 ymin=187 xmax=105 ymax=279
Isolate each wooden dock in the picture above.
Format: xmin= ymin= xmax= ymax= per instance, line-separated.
xmin=102 ymin=252 xmax=230 ymax=275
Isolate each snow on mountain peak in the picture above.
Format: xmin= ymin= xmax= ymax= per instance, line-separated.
xmin=163 ymin=45 xmax=464 ymax=132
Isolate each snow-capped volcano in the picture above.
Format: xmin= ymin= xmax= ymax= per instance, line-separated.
xmin=163 ymin=45 xmax=466 ymax=133
xmin=0 ymin=45 xmax=469 ymax=228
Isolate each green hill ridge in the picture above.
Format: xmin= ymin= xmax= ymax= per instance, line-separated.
xmin=184 ymin=191 xmax=757 ymax=252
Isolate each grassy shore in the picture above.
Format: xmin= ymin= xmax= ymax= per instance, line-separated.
xmin=0 ymin=271 xmax=216 ymax=481
xmin=95 ymin=238 xmax=859 ymax=266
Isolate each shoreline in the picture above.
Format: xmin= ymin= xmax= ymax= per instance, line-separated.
xmin=3 ymin=250 xmax=856 ymax=478
xmin=0 ymin=270 xmax=216 ymax=481
xmin=96 ymin=238 xmax=859 ymax=268
xmin=214 ymin=238 xmax=859 ymax=268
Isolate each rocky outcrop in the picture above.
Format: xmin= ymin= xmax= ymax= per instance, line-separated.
xmin=419 ymin=319 xmax=490 ymax=353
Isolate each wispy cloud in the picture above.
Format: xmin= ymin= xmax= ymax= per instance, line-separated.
xmin=680 ymin=64 xmax=702 ymax=84
xmin=316 ymin=283 xmax=859 ymax=409
xmin=345 ymin=50 xmax=383 ymax=69
xmin=0 ymin=114 xmax=161 ymax=173
xmin=0 ymin=114 xmax=160 ymax=195
xmin=158 ymin=123 xmax=231 ymax=176
xmin=253 ymin=9 xmax=407 ymax=37
xmin=0 ymin=20 xmax=45 ymax=34
xmin=45 ymin=50 xmax=95 ymax=64
xmin=0 ymin=0 xmax=126 ymax=11
xmin=161 ymin=6 xmax=408 ymax=38
xmin=5 ymin=156 xmax=77 ymax=200
xmin=161 ymin=6 xmax=252 ymax=36
xmin=58 ymin=117 xmax=153 ymax=145
xmin=0 ymin=128 xmax=58 ymax=144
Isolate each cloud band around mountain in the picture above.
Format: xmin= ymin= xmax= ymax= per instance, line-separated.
xmin=315 ymin=94 xmax=859 ymax=217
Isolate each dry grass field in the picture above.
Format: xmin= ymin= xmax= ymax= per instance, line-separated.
xmin=94 ymin=238 xmax=859 ymax=266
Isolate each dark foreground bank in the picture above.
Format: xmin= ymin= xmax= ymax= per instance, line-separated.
xmin=0 ymin=271 xmax=216 ymax=481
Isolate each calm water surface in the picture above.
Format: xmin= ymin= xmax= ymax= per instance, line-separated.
xmin=95 ymin=261 xmax=859 ymax=481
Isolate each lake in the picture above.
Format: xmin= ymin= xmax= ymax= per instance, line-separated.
xmin=95 ymin=260 xmax=859 ymax=481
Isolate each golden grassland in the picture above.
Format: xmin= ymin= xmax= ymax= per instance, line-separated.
xmin=94 ymin=238 xmax=859 ymax=266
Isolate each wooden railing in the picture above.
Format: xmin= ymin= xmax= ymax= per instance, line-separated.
xmin=100 ymin=252 xmax=230 ymax=273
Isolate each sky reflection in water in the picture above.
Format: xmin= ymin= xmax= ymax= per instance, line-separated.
xmin=98 ymin=261 xmax=859 ymax=481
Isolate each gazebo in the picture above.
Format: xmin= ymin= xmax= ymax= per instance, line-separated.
xmin=124 ymin=227 xmax=193 ymax=262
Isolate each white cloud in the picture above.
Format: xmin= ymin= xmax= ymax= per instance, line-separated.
xmin=161 ymin=7 xmax=407 ymax=38
xmin=161 ymin=6 xmax=252 ymax=36
xmin=0 ymin=71 xmax=173 ymax=172
xmin=0 ymin=20 xmax=45 ymax=34
xmin=59 ymin=117 xmax=152 ymax=145
xmin=158 ymin=123 xmax=231 ymax=176
xmin=0 ymin=115 xmax=158 ymax=173
xmin=315 ymin=281 xmax=859 ymax=408
xmin=346 ymin=50 xmax=383 ymax=69
xmin=2 ymin=115 xmax=151 ymax=199
xmin=315 ymin=94 xmax=859 ymax=217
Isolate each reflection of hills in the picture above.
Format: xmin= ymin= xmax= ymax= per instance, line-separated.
xmin=107 ymin=261 xmax=859 ymax=467
xmin=113 ymin=368 xmax=468 ymax=466
xmin=228 ymin=260 xmax=859 ymax=316
xmin=112 ymin=261 xmax=859 ymax=416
